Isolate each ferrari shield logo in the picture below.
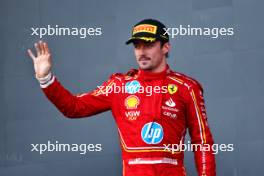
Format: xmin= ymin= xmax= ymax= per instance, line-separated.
xmin=168 ymin=84 xmax=178 ymax=94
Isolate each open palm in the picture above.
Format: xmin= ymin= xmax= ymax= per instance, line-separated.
xmin=27 ymin=41 xmax=52 ymax=78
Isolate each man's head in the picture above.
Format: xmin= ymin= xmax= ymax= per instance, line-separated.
xmin=133 ymin=40 xmax=170 ymax=71
xmin=126 ymin=19 xmax=170 ymax=72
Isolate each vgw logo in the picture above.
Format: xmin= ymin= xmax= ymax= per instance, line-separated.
xmin=141 ymin=122 xmax=163 ymax=144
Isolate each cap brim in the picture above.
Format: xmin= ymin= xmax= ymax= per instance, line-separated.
xmin=125 ymin=37 xmax=156 ymax=45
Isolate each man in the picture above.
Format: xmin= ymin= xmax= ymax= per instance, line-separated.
xmin=28 ymin=19 xmax=216 ymax=176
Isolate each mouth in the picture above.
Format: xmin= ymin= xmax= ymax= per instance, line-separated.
xmin=138 ymin=56 xmax=151 ymax=62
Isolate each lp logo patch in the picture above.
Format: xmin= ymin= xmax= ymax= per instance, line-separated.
xmin=141 ymin=122 xmax=163 ymax=144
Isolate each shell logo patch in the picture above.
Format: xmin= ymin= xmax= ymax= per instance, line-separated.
xmin=125 ymin=95 xmax=140 ymax=109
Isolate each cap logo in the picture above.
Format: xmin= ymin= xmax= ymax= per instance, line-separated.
xmin=125 ymin=95 xmax=140 ymax=109
xmin=133 ymin=24 xmax=157 ymax=35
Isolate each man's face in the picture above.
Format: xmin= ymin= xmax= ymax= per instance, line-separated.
xmin=133 ymin=40 xmax=169 ymax=71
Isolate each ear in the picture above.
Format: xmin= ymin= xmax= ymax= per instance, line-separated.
xmin=162 ymin=42 xmax=171 ymax=55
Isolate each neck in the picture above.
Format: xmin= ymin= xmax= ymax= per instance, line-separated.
xmin=138 ymin=62 xmax=169 ymax=80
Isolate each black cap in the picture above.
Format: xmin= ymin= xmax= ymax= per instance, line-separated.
xmin=126 ymin=19 xmax=169 ymax=45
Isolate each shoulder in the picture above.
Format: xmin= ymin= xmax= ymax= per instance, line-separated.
xmin=168 ymin=70 xmax=203 ymax=92
xmin=109 ymin=68 xmax=139 ymax=82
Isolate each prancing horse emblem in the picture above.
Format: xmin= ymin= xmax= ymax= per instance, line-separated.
xmin=168 ymin=84 xmax=178 ymax=94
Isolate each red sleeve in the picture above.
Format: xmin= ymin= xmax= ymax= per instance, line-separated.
xmin=185 ymin=82 xmax=216 ymax=176
xmin=41 ymin=75 xmax=115 ymax=118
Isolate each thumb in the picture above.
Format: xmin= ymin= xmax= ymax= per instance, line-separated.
xmin=27 ymin=49 xmax=36 ymax=62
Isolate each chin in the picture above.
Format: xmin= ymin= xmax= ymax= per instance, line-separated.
xmin=139 ymin=64 xmax=153 ymax=70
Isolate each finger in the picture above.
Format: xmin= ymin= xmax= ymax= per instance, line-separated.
xmin=27 ymin=49 xmax=36 ymax=60
xmin=44 ymin=42 xmax=50 ymax=54
xmin=43 ymin=42 xmax=47 ymax=54
xmin=39 ymin=40 xmax=45 ymax=55
xmin=34 ymin=42 xmax=40 ymax=56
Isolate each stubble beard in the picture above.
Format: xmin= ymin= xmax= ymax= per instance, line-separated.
xmin=138 ymin=61 xmax=154 ymax=70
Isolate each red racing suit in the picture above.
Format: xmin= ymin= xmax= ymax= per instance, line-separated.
xmin=39 ymin=65 xmax=216 ymax=176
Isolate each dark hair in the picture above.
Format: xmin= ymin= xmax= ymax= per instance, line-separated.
xmin=160 ymin=41 xmax=169 ymax=58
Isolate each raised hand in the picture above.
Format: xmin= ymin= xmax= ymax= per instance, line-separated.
xmin=27 ymin=41 xmax=52 ymax=78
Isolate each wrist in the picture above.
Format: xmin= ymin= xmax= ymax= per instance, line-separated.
xmin=36 ymin=72 xmax=51 ymax=81
xmin=36 ymin=72 xmax=55 ymax=88
xmin=36 ymin=72 xmax=50 ymax=79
